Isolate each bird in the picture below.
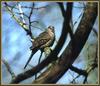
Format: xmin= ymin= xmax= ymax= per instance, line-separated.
xmin=24 ymin=26 xmax=55 ymax=69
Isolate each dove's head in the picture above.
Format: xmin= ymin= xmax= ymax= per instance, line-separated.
xmin=47 ymin=26 xmax=55 ymax=37
xmin=48 ymin=26 xmax=54 ymax=33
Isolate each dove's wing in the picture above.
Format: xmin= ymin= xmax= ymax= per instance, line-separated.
xmin=31 ymin=31 xmax=51 ymax=49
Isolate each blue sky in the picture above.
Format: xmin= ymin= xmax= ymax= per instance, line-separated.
xmin=2 ymin=2 xmax=98 ymax=84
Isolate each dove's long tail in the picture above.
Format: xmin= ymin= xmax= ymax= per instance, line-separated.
xmin=24 ymin=48 xmax=38 ymax=69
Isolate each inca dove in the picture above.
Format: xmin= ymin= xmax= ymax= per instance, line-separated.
xmin=24 ymin=26 xmax=55 ymax=69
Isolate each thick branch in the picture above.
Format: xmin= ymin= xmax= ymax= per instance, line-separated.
xmin=11 ymin=2 xmax=70 ymax=84
xmin=58 ymin=2 xmax=73 ymax=39
xmin=10 ymin=2 xmax=97 ymax=84
xmin=32 ymin=2 xmax=97 ymax=83
xmin=32 ymin=2 xmax=73 ymax=83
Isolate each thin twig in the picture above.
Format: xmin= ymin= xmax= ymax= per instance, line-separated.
xmin=70 ymin=75 xmax=80 ymax=83
xmin=17 ymin=3 xmax=26 ymax=25
xmin=92 ymin=28 xmax=98 ymax=37
xmin=4 ymin=2 xmax=34 ymax=39
xmin=4 ymin=2 xmax=28 ymax=31
xmin=2 ymin=59 xmax=16 ymax=80
xmin=29 ymin=3 xmax=34 ymax=31
xmin=21 ymin=5 xmax=48 ymax=10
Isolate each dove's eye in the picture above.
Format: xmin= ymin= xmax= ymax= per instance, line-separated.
xmin=48 ymin=26 xmax=54 ymax=29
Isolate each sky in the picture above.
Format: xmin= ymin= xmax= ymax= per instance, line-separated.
xmin=1 ymin=2 xmax=98 ymax=84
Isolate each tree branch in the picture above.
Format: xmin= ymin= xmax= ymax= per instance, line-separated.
xmin=2 ymin=59 xmax=16 ymax=80
xmin=58 ymin=2 xmax=73 ymax=39
xmin=9 ymin=2 xmax=97 ymax=84
xmin=32 ymin=2 xmax=74 ymax=83
xmin=10 ymin=2 xmax=71 ymax=84
xmin=4 ymin=2 xmax=29 ymax=34
xmin=70 ymin=65 xmax=87 ymax=76
xmin=32 ymin=2 xmax=97 ymax=84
